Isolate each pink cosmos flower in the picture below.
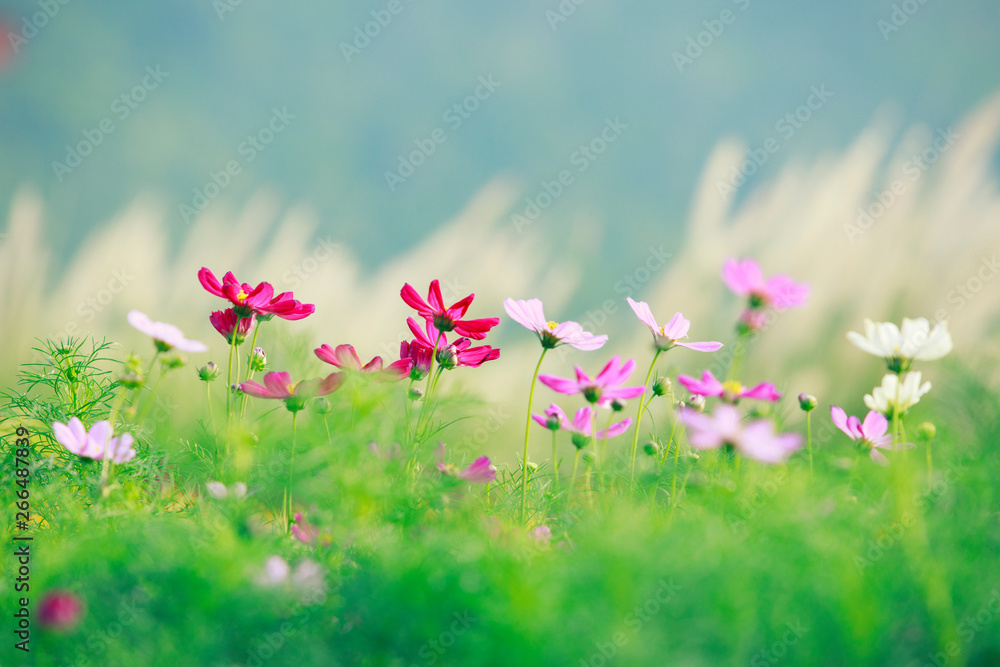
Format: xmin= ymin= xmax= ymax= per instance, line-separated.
xmin=437 ymin=456 xmax=497 ymax=484
xmin=399 ymin=340 xmax=433 ymax=380
xmin=530 ymin=525 xmax=552 ymax=548
xmin=677 ymin=370 xmax=781 ymax=403
xmin=401 ymin=279 xmax=500 ymax=339
xmin=532 ymin=404 xmax=632 ymax=439
xmin=261 ymin=291 xmax=315 ymax=321
xmin=239 ymin=371 xmax=344 ymax=412
xmin=625 ymin=298 xmax=723 ymax=353
xmin=128 ymin=310 xmax=207 ymax=353
xmin=291 ymin=512 xmax=319 ymax=544
xmin=39 ymin=591 xmax=84 ymax=631
xmin=406 ymin=318 xmax=499 ymax=369
xmin=314 ymin=344 xmax=411 ymax=382
xmin=830 ymin=406 xmax=911 ymax=465
xmin=538 ymin=356 xmax=646 ymax=408
xmin=210 ymin=309 xmax=254 ymax=345
xmin=679 ymin=404 xmax=801 ymax=464
xmin=199 ymin=268 xmax=314 ymax=321
xmin=503 ymin=298 xmax=607 ymax=350
xmin=722 ymin=258 xmax=810 ymax=310
xmin=52 ymin=417 xmax=136 ymax=463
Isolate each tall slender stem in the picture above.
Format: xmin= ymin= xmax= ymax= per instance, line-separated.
xmin=286 ymin=411 xmax=299 ymax=534
xmin=520 ymin=348 xmax=548 ymax=523
xmin=239 ymin=323 xmax=263 ymax=419
xmin=806 ymin=411 xmax=814 ymax=476
xmin=551 ymin=430 xmax=559 ymax=493
xmin=629 ymin=350 xmax=661 ymax=482
xmin=569 ymin=449 xmax=580 ymax=509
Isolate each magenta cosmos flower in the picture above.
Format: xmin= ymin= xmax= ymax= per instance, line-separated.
xmin=199 ymin=268 xmax=314 ymax=320
xmin=437 ymin=456 xmax=497 ymax=484
xmin=52 ymin=418 xmax=136 ymax=463
xmin=503 ymin=298 xmax=607 ymax=350
xmin=399 ymin=340 xmax=434 ymax=380
xmin=210 ymin=308 xmax=254 ymax=345
xmin=401 ymin=279 xmax=499 ymax=339
xmin=291 ymin=512 xmax=319 ymax=544
xmin=406 ymin=318 xmax=500 ymax=369
xmin=625 ymin=298 xmax=723 ymax=353
xmin=532 ymin=404 xmax=631 ymax=439
xmin=240 ymin=371 xmax=344 ymax=412
xmin=722 ymin=258 xmax=810 ymax=310
xmin=39 ymin=591 xmax=84 ymax=631
xmin=677 ymin=370 xmax=780 ymax=403
xmin=830 ymin=406 xmax=910 ymax=465
xmin=679 ymin=404 xmax=801 ymax=464
xmin=315 ymin=344 xmax=411 ymax=382
xmin=128 ymin=310 xmax=207 ymax=353
xmin=538 ymin=356 xmax=645 ymax=408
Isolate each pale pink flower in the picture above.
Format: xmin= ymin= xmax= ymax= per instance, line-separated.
xmin=437 ymin=456 xmax=497 ymax=484
xmin=503 ymin=298 xmax=607 ymax=350
xmin=626 ymin=298 xmax=723 ymax=352
xmin=128 ymin=310 xmax=207 ymax=353
xmin=722 ymin=258 xmax=809 ymax=310
xmin=830 ymin=406 xmax=911 ymax=465
xmin=531 ymin=404 xmax=631 ymax=439
xmin=679 ymin=404 xmax=801 ymax=464
xmin=538 ymin=356 xmax=645 ymax=408
xmin=52 ymin=417 xmax=135 ymax=463
xmin=677 ymin=370 xmax=780 ymax=403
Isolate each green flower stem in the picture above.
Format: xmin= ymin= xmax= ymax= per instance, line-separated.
xmin=239 ymin=322 xmax=263 ymax=419
xmin=551 ymin=430 xmax=559 ymax=494
xmin=806 ymin=411 xmax=814 ymax=476
xmin=520 ymin=347 xmax=548 ymax=523
xmin=568 ymin=449 xmax=580 ymax=509
xmin=285 ymin=410 xmax=299 ymax=534
xmin=628 ymin=350 xmax=661 ymax=483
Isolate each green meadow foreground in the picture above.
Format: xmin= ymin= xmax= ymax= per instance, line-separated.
xmin=1 ymin=264 xmax=999 ymax=667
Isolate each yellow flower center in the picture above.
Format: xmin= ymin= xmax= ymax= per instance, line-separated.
xmin=722 ymin=380 xmax=744 ymax=395
xmin=547 ymin=321 xmax=559 ymax=331
xmin=236 ymin=290 xmax=248 ymax=302
xmin=286 ymin=383 xmax=297 ymax=395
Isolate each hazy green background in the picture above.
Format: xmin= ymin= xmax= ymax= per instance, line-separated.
xmin=2 ymin=0 xmax=999 ymax=286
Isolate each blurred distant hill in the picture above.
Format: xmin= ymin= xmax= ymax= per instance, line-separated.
xmin=2 ymin=0 xmax=999 ymax=286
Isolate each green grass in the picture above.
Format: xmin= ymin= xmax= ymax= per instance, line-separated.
xmin=1 ymin=339 xmax=999 ymax=666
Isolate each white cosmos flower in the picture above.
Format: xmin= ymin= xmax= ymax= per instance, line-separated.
xmin=863 ymin=372 xmax=931 ymax=416
xmin=128 ymin=310 xmax=208 ymax=353
xmin=847 ymin=317 xmax=952 ymax=372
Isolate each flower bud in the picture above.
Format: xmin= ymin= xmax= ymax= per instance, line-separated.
xmin=571 ymin=432 xmax=589 ymax=450
xmin=161 ymin=354 xmax=186 ymax=370
xmin=527 ymin=461 xmax=539 ymax=472
xmin=798 ymin=393 xmax=817 ymax=412
xmin=408 ymin=387 xmax=424 ymax=401
xmin=118 ymin=371 xmax=144 ymax=389
xmin=688 ymin=395 xmax=706 ymax=411
xmin=917 ymin=422 xmax=937 ymax=440
xmin=198 ymin=362 xmax=220 ymax=382
xmin=38 ymin=591 xmax=84 ymax=631
xmin=312 ymin=397 xmax=332 ymax=414
xmin=611 ymin=398 xmax=627 ymax=412
xmin=544 ymin=414 xmax=561 ymax=431
xmin=436 ymin=345 xmax=458 ymax=370
xmin=643 ymin=441 xmax=660 ymax=457
xmin=581 ymin=451 xmax=596 ymax=466
xmin=651 ymin=377 xmax=671 ymax=397
xmin=249 ymin=347 xmax=267 ymax=372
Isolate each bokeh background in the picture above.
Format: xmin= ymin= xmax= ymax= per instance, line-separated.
xmin=2 ymin=1 xmax=1000 ymax=463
